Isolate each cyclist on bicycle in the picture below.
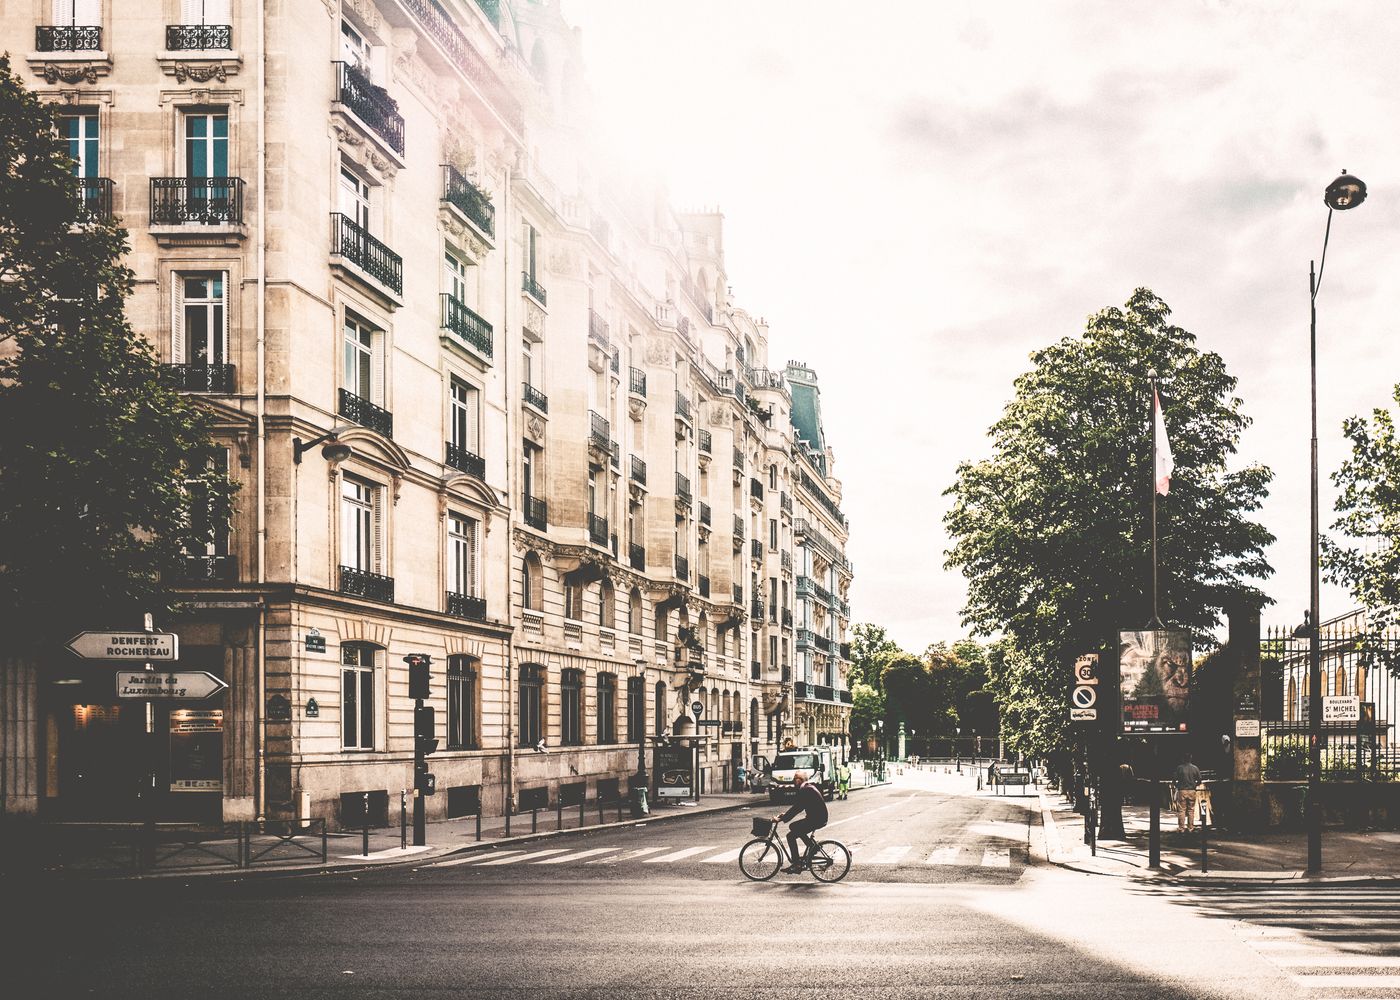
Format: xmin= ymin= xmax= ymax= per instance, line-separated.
xmin=772 ymin=771 xmax=828 ymax=873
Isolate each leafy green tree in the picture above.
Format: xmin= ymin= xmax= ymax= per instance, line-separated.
xmin=848 ymin=681 xmax=884 ymax=753
xmin=0 ymin=57 xmax=236 ymax=650
xmin=848 ymin=622 xmax=903 ymax=694
xmin=944 ymin=288 xmax=1274 ymax=753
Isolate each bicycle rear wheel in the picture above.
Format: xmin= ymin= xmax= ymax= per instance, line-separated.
xmin=738 ymin=838 xmax=781 ymax=881
xmin=808 ymin=840 xmax=851 ymax=883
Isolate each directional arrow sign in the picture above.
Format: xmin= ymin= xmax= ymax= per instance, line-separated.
xmin=116 ymin=670 xmax=227 ymax=700
xmin=67 ymin=631 xmax=178 ymax=661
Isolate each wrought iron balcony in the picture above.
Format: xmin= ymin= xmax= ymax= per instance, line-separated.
xmin=733 ymin=583 xmax=744 ymax=603
xmin=524 ymin=495 xmax=548 ymax=531
xmin=173 ymin=554 xmax=237 ymax=583
xmin=734 ymin=514 xmax=744 ymax=538
xmin=74 ymin=177 xmax=113 ymax=222
xmin=441 ymin=294 xmax=493 ymax=358
xmin=588 ymin=512 xmax=609 ymax=546
xmin=150 ymin=177 xmax=244 ymax=226
xmin=334 ymin=61 xmax=405 ymax=155
xmin=750 ymin=478 xmax=764 ymax=501
xmin=751 ymin=661 xmax=761 ymax=680
xmin=522 ymin=382 xmax=548 ymax=413
xmin=163 ymin=363 xmax=236 ymax=394
xmin=629 ymin=542 xmax=645 ymax=571
xmin=751 ymin=599 xmax=764 ymax=619
xmin=815 ymin=634 xmax=832 ymax=652
xmin=698 ymin=429 xmax=712 ymax=454
xmin=674 ymin=555 xmax=689 ymax=581
xmin=339 ymin=565 xmax=394 ymax=603
xmin=675 ymin=473 xmax=691 ymax=506
xmin=733 ymin=447 xmax=744 ymax=470
xmin=165 ymin=23 xmax=232 ymax=50
xmin=338 ymin=388 xmax=393 ymax=438
xmin=699 ymin=502 xmax=712 ymax=527
xmin=589 ymin=411 xmax=610 ymax=451
xmin=839 ymin=689 xmax=853 ymax=704
xmin=782 ymin=608 xmax=793 ymax=628
xmin=750 ymin=539 xmax=762 ymax=559
xmin=445 ymin=441 xmax=485 ymax=479
xmin=447 ymin=591 xmax=487 ymax=622
xmin=675 ymin=391 xmax=692 ymax=421
xmin=441 ymin=164 xmax=494 ymax=236
xmin=629 ymin=455 xmax=647 ymax=486
xmin=781 ymin=551 xmax=792 ymax=573
xmin=780 ymin=491 xmax=792 ymax=515
xmin=610 ymin=440 xmax=620 ymax=469
xmin=588 ymin=308 xmax=610 ymax=346
xmin=331 ymin=213 xmax=402 ymax=294
xmin=610 ymin=349 xmax=620 ymax=375
xmin=521 ymin=270 xmax=547 ymax=305
xmin=782 ymin=665 xmax=791 ymax=683
xmin=36 ymin=25 xmax=101 ymax=51
xmin=629 ymin=367 xmax=646 ymax=396
xmin=698 ymin=574 xmax=710 ymax=598
xmin=814 ymin=684 xmax=835 ymax=702
xmin=794 ymin=681 xmax=808 ymax=700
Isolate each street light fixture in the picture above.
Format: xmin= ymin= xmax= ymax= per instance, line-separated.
xmin=1307 ymin=170 xmax=1367 ymax=875
xmin=293 ymin=426 xmax=354 ymax=464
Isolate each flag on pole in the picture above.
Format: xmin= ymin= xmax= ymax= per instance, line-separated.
xmin=1153 ymin=388 xmax=1174 ymax=495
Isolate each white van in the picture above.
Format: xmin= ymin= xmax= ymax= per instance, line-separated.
xmin=767 ymin=746 xmax=836 ymax=802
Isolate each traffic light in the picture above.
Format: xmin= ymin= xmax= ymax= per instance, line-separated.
xmin=414 ymin=703 xmax=438 ymax=757
xmin=416 ymin=771 xmax=436 ymax=795
xmin=405 ymin=653 xmax=432 ymax=700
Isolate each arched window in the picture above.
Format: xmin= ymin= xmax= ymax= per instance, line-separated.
xmin=565 ymin=579 xmax=584 ymax=621
xmin=697 ymin=613 xmax=709 ymax=652
xmin=1356 ymin=664 xmax=1368 ymax=701
xmin=599 ymin=580 xmax=616 ymax=630
xmin=518 ymin=664 xmax=544 ymax=748
xmin=522 ymin=552 xmax=543 ymax=611
xmin=1287 ymin=677 xmax=1297 ymax=722
xmin=1334 ymin=665 xmax=1346 ymax=696
xmin=654 ymin=606 xmax=669 ymax=642
xmin=629 ymin=588 xmax=643 ymax=635
xmin=654 ymin=681 xmax=667 ymax=737
xmin=750 ymin=698 xmax=759 ymax=737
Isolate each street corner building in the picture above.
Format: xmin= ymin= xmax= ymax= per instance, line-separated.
xmin=0 ymin=1 xmax=854 ymax=832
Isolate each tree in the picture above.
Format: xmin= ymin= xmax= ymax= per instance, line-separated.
xmin=1323 ymin=382 xmax=1400 ymax=665
xmin=944 ymin=288 xmax=1274 ymax=746
xmin=0 ymin=57 xmax=236 ymax=650
xmin=848 ymin=682 xmax=884 ymax=753
xmin=848 ymin=622 xmax=903 ymax=694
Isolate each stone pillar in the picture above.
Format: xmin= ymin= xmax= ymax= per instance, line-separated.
xmin=897 ymin=721 xmax=906 ymax=761
xmin=0 ymin=655 xmax=41 ymax=818
xmin=1229 ymin=598 xmax=1264 ymax=828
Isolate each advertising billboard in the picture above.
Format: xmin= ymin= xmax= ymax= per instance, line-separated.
xmin=655 ymin=743 xmax=694 ymax=799
xmin=1118 ymin=629 xmax=1191 ymax=734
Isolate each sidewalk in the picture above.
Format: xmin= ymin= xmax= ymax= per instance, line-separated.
xmin=1039 ymin=790 xmax=1400 ymax=885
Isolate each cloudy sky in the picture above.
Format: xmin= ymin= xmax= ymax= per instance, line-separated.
xmin=559 ymin=0 xmax=1400 ymax=653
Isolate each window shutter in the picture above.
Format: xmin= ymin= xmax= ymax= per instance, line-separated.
xmin=371 ymin=485 xmax=384 ymax=573
xmin=217 ymin=270 xmax=229 ymax=364
xmin=373 ymin=330 xmax=386 ymax=405
xmin=468 ymin=518 xmax=479 ymax=597
xmin=204 ymin=0 xmax=232 ymax=24
xmin=180 ymin=0 xmax=202 ymax=24
xmin=52 ymin=1 xmax=74 ymax=24
xmin=171 ymin=275 xmax=186 ymax=364
xmin=73 ymin=0 xmax=99 ymax=24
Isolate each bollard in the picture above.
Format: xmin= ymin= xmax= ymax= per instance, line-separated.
xmin=1201 ymin=820 xmax=1209 ymax=873
xmin=400 ymin=789 xmax=407 ymax=851
xmin=556 ymin=797 xmax=562 ymax=830
xmin=475 ymin=809 xmax=482 ymax=842
xmin=535 ymin=806 xmax=541 ymax=834
xmin=505 ymin=807 xmax=511 ymax=837
xmin=579 ymin=798 xmax=585 ymax=829
xmin=599 ymin=799 xmax=605 ymax=825
xmin=362 ymin=791 xmax=370 ymax=857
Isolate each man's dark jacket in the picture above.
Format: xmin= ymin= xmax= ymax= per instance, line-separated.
xmin=780 ymin=782 xmax=828 ymax=826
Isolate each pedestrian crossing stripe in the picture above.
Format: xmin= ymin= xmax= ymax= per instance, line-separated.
xmin=434 ymin=843 xmax=1025 ymax=869
xmin=472 ymin=848 xmax=568 ymax=865
xmin=644 ymin=846 xmax=719 ymax=863
xmin=587 ymin=847 xmax=668 ymax=864
xmin=981 ymin=848 xmax=1011 ymax=868
xmin=535 ymin=848 xmax=615 ymax=864
xmin=867 ymin=846 xmax=912 ymax=864
xmin=700 ymin=848 xmax=743 ymax=864
xmin=925 ymin=847 xmax=960 ymax=865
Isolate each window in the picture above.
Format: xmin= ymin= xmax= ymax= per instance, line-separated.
xmin=654 ymin=681 xmax=667 ymax=738
xmin=523 ymin=222 xmax=539 ymax=282
xmin=522 ymin=443 xmax=540 ymax=500
xmin=561 ymin=668 xmax=583 ymax=746
xmin=341 ymin=644 xmax=375 ymax=750
xmin=769 ymin=519 xmax=778 ymax=551
xmin=339 ymin=166 xmax=371 ymax=229
xmin=518 ymin=664 xmax=543 ymax=747
xmin=522 ymin=552 xmax=543 ymax=610
xmin=340 ymin=476 xmax=379 ymax=572
xmin=750 ymin=698 xmax=759 ymax=738
xmin=184 ymin=447 xmax=231 ymax=559
xmin=450 ymin=378 xmax=478 ymax=455
xmin=564 ymin=579 xmax=584 ymax=621
xmin=599 ymin=580 xmax=615 ymax=630
xmin=184 ymin=112 xmax=228 ymax=179
xmin=654 ymin=606 xmax=669 ymax=643
xmin=770 ymin=577 xmax=778 ymax=608
xmin=343 ymin=313 xmax=379 ymax=403
xmin=172 ymin=272 xmax=227 ymax=369
xmin=597 ymin=673 xmax=617 ymax=744
xmin=51 ymin=0 xmax=100 ymax=32
xmin=341 ymin=19 xmax=371 ymax=72
xmin=448 ymin=513 xmax=478 ymax=598
xmin=181 ymin=0 xmax=232 ymax=25
xmin=769 ymin=465 xmax=777 ymax=491
xmin=769 ymin=635 xmax=778 ymax=669
xmin=627 ymin=676 xmax=644 ymax=744
xmin=628 ymin=588 xmax=643 ymax=635
xmin=61 ymin=112 xmax=98 ymax=178
xmin=447 ymin=655 xmax=478 ymax=750
xmin=444 ymin=251 xmax=473 ymax=308
xmin=522 ymin=338 xmax=537 ymax=388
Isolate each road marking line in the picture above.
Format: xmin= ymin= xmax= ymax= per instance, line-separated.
xmin=1275 ymin=956 xmax=1400 ymax=968
xmin=700 ymin=848 xmax=744 ymax=863
xmin=981 ymin=848 xmax=1011 ymax=868
xmin=471 ymin=849 xmax=569 ymax=865
xmin=823 ymin=796 xmax=920 ymax=830
xmin=588 ymin=847 xmax=668 ymax=864
xmin=1288 ymin=973 xmax=1400 ymax=988
xmin=925 ymin=847 xmax=960 ymax=865
xmin=534 ymin=848 xmax=617 ymax=864
xmin=644 ymin=846 xmax=718 ymax=863
xmin=339 ymin=844 xmax=432 ymax=860
xmin=866 ymin=846 xmax=912 ymax=865
xmin=433 ymin=852 xmax=520 ymax=868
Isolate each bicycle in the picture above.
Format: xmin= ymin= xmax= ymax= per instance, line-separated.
xmin=739 ymin=817 xmax=851 ymax=883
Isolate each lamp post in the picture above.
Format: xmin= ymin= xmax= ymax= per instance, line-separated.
xmin=1308 ymin=171 xmax=1367 ymax=875
xmin=956 ymin=726 xmax=962 ymax=772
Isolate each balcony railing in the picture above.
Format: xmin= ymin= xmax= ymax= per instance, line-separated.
xmin=699 ymin=502 xmax=711 ymax=526
xmin=750 ymin=539 xmax=762 ymax=559
xmin=629 ymin=367 xmax=647 ymax=396
xmin=751 ymin=661 xmax=761 ymax=680
xmin=733 ymin=514 xmax=744 ymax=538
xmin=74 ymin=177 xmax=113 ymax=222
xmin=780 ymin=491 xmax=792 ymax=514
xmin=815 ymin=634 xmax=832 ymax=652
xmin=629 ymin=542 xmax=645 ymax=571
xmin=840 ymin=642 xmax=852 ymax=659
xmin=588 ymin=513 xmax=609 ymax=546
xmin=447 ymin=591 xmax=487 ymax=622
xmin=782 ymin=608 xmax=793 ymax=628
xmin=173 ymin=554 xmax=237 ymax=583
xmin=36 ymin=25 xmax=101 ymax=51
xmin=588 ymin=308 xmax=610 ymax=346
xmin=839 ymin=689 xmax=853 ymax=704
xmin=524 ymin=495 xmax=547 ymax=531
xmin=338 ymin=388 xmax=393 ymax=438
xmin=698 ymin=429 xmax=712 ymax=454
xmin=610 ymin=349 xmax=620 ymax=375
xmin=339 ymin=565 xmax=394 ymax=603
xmin=331 ymin=213 xmax=402 ymax=294
xmin=675 ymin=555 xmax=689 ymax=581
xmin=630 ymin=455 xmax=647 ymax=485
xmin=334 ymin=61 xmax=405 ymax=155
xmin=589 ymin=411 xmax=610 ymax=451
xmin=522 ymin=382 xmax=548 ymax=413
xmin=733 ymin=447 xmax=744 ymax=470
xmin=814 ymin=684 xmax=835 ymax=702
xmin=445 ymin=442 xmax=485 ymax=479
xmin=698 ymin=574 xmax=710 ymax=598
xmin=797 ymin=628 xmax=816 ymax=648
xmin=441 ymin=294 xmax=493 ymax=358
xmin=733 ymin=583 xmax=743 ymax=603
xmin=782 ymin=666 xmax=791 ymax=683
xmin=675 ymin=392 xmax=692 ymax=421
xmin=441 ymin=164 xmax=494 ymax=237
xmin=163 ymin=363 xmax=235 ymax=394
xmin=150 ymin=177 xmax=244 ymax=226
xmin=781 ymin=551 xmax=793 ymax=573
xmin=521 ymin=270 xmax=547 ymax=305
xmin=750 ymin=478 xmax=764 ymax=501
xmin=610 ymin=440 xmax=620 ymax=470
xmin=166 ymin=23 xmax=232 ymax=50
xmin=795 ymin=681 xmax=808 ymax=700
xmin=751 ymin=599 xmax=765 ymax=619
xmin=675 ymin=473 xmax=691 ymax=506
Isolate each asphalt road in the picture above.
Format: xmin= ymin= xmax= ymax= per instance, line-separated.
xmin=13 ymin=770 xmax=1399 ymax=999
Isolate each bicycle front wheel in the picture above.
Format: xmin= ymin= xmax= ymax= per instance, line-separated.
xmin=738 ymin=838 xmax=782 ymax=881
xmin=808 ymin=840 xmax=851 ymax=883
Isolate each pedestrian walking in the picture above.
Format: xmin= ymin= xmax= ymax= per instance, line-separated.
xmin=987 ymin=761 xmax=998 ymax=789
xmin=837 ymin=761 xmax=851 ymax=800
xmin=1173 ymin=752 xmax=1203 ymax=831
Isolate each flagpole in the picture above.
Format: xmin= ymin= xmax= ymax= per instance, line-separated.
xmin=1150 ymin=371 xmax=1161 ymax=629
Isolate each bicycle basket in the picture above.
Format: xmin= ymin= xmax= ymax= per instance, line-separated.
xmin=751 ymin=817 xmax=775 ymax=838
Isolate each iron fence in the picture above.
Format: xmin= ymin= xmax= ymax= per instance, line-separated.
xmin=41 ymin=820 xmax=327 ymax=875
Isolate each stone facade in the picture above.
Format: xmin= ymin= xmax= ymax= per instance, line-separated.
xmin=0 ymin=0 xmax=852 ymax=826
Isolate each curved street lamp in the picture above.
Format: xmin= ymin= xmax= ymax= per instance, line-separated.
xmin=1307 ymin=170 xmax=1367 ymax=875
